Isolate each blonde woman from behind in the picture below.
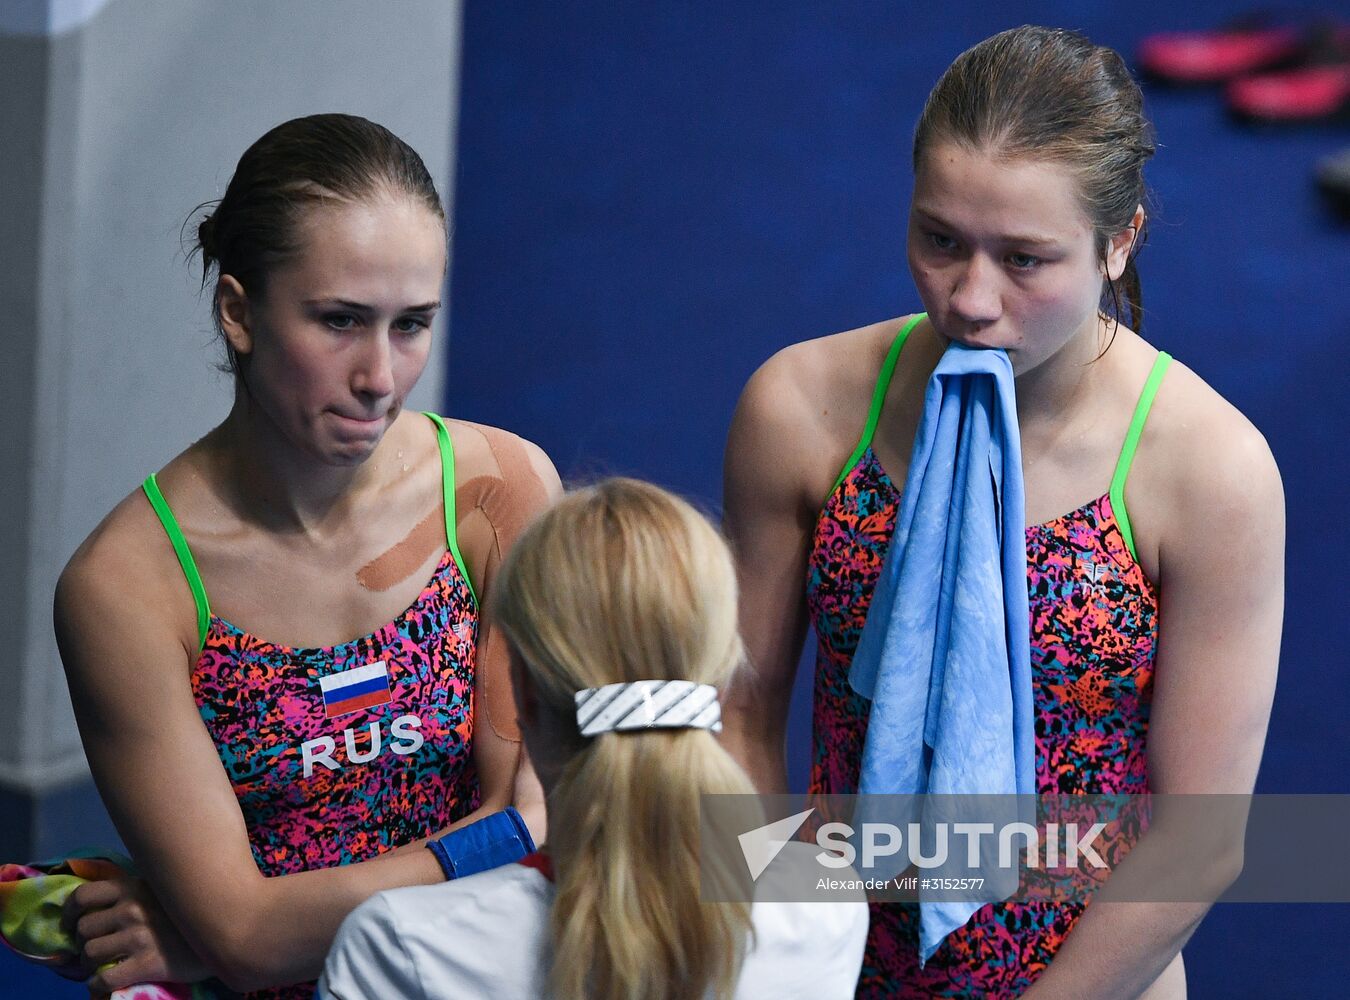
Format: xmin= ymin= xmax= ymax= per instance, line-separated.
xmin=320 ymin=478 xmax=868 ymax=999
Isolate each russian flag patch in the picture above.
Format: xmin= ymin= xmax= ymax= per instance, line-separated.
xmin=320 ymin=661 xmax=392 ymax=719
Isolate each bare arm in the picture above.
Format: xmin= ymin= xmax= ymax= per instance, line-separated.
xmin=1023 ymin=412 xmax=1285 ymax=999
xmin=459 ymin=435 xmax=561 ymax=844
xmin=721 ymin=352 xmax=827 ymax=794
xmin=379 ymin=431 xmax=559 ymax=854
xmin=55 ymin=542 xmax=459 ymax=994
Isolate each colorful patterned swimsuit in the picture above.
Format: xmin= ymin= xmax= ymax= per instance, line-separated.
xmin=806 ymin=317 xmax=1171 ymax=998
xmin=143 ymin=413 xmax=480 ymax=1000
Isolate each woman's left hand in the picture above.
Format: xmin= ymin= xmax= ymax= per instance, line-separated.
xmin=63 ymin=875 xmax=211 ymax=995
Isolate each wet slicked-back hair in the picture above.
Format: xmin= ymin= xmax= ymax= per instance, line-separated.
xmin=189 ymin=113 xmax=444 ymax=374
xmin=914 ymin=26 xmax=1156 ymax=337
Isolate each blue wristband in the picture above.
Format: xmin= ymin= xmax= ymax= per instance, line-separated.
xmin=426 ymin=806 xmax=536 ymax=880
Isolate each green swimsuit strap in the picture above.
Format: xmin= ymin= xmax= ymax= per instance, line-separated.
xmin=1109 ymin=351 xmax=1173 ymax=565
xmin=423 ymin=412 xmax=478 ymax=606
xmin=830 ymin=312 xmax=926 ymax=493
xmin=141 ymin=473 xmax=212 ymax=652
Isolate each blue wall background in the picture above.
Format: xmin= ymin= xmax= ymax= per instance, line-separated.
xmin=446 ymin=3 xmax=1349 ymax=998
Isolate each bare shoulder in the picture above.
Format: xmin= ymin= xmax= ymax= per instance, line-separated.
xmin=1131 ymin=353 xmax=1283 ymax=570
xmin=1150 ymin=358 xmax=1279 ymax=498
xmin=56 ymin=480 xmax=200 ymax=672
xmin=447 ymin=419 xmax=562 ymax=499
xmin=741 ymin=316 xmax=908 ymax=431
xmin=727 ymin=316 xmax=914 ymax=508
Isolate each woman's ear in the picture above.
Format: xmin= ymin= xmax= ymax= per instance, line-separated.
xmin=216 ymin=274 xmax=255 ymax=358
xmin=1104 ymin=204 xmax=1146 ymax=282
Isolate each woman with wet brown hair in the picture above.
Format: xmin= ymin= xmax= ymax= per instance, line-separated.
xmin=722 ymin=26 xmax=1282 ymax=998
xmin=55 ymin=113 xmax=559 ymax=998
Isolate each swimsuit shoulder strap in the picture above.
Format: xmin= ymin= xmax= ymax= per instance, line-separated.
xmin=830 ymin=312 xmax=925 ymax=494
xmin=423 ymin=412 xmax=479 ymax=606
xmin=1109 ymin=351 xmax=1173 ymax=564
xmin=141 ymin=473 xmax=211 ymax=652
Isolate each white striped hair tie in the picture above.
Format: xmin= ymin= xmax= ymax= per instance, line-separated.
xmin=574 ymin=680 xmax=722 ymax=737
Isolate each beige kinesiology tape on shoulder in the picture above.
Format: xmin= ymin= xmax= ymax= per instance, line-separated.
xmin=355 ymin=428 xmax=552 ymax=744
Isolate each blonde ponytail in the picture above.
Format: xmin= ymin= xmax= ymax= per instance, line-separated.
xmin=492 ymin=478 xmax=757 ymax=1000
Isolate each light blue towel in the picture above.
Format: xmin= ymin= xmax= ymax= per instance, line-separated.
xmin=848 ymin=341 xmax=1034 ymax=962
